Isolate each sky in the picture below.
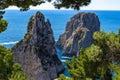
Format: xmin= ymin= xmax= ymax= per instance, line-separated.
xmin=7 ymin=0 xmax=120 ymax=10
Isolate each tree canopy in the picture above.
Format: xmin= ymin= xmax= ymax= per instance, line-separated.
xmin=0 ymin=46 xmax=27 ymax=80
xmin=54 ymin=0 xmax=91 ymax=10
xmin=0 ymin=0 xmax=44 ymax=11
xmin=58 ymin=29 xmax=120 ymax=80
xmin=0 ymin=19 xmax=8 ymax=33
xmin=0 ymin=0 xmax=91 ymax=11
xmin=0 ymin=46 xmax=13 ymax=80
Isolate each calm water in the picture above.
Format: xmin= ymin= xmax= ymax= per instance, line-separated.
xmin=0 ymin=10 xmax=120 ymax=76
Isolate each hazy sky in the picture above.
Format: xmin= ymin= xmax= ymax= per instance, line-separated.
xmin=82 ymin=0 xmax=120 ymax=10
xmin=7 ymin=0 xmax=120 ymax=10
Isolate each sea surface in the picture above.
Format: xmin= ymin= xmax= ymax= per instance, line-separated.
xmin=0 ymin=10 xmax=120 ymax=76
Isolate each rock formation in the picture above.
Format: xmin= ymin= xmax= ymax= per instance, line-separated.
xmin=12 ymin=11 xmax=64 ymax=80
xmin=56 ymin=12 xmax=100 ymax=56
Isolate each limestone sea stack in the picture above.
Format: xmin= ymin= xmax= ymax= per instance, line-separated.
xmin=56 ymin=12 xmax=100 ymax=56
xmin=12 ymin=11 xmax=64 ymax=80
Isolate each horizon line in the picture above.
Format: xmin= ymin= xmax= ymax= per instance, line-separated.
xmin=5 ymin=9 xmax=120 ymax=11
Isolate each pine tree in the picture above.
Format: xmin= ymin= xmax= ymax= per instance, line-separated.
xmin=62 ymin=29 xmax=120 ymax=80
xmin=0 ymin=46 xmax=27 ymax=80
xmin=0 ymin=19 xmax=8 ymax=33
xmin=9 ymin=63 xmax=27 ymax=80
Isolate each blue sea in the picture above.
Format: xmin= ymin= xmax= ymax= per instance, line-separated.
xmin=0 ymin=10 xmax=120 ymax=76
xmin=1 ymin=10 xmax=120 ymax=47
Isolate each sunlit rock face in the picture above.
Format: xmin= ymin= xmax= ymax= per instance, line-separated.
xmin=56 ymin=12 xmax=100 ymax=56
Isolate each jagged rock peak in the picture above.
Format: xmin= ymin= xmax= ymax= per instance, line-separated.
xmin=35 ymin=11 xmax=45 ymax=19
xmin=56 ymin=12 xmax=100 ymax=56
xmin=12 ymin=11 xmax=64 ymax=80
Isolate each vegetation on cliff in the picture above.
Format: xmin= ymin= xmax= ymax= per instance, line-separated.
xmin=0 ymin=46 xmax=26 ymax=80
xmin=58 ymin=29 xmax=120 ymax=80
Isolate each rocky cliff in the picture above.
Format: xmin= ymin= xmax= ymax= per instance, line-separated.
xmin=56 ymin=12 xmax=100 ymax=56
xmin=12 ymin=11 xmax=64 ymax=80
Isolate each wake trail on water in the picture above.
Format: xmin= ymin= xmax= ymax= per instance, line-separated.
xmin=0 ymin=41 xmax=19 ymax=45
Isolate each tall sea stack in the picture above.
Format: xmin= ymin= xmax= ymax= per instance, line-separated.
xmin=56 ymin=12 xmax=100 ymax=56
xmin=12 ymin=11 xmax=64 ymax=80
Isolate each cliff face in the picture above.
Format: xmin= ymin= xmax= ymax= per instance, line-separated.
xmin=56 ymin=12 xmax=100 ymax=56
xmin=12 ymin=11 xmax=64 ymax=80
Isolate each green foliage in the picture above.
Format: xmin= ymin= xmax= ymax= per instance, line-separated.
xmin=0 ymin=46 xmax=13 ymax=80
xmin=0 ymin=19 xmax=8 ymax=33
xmin=9 ymin=63 xmax=27 ymax=80
xmin=54 ymin=0 xmax=91 ymax=10
xmin=0 ymin=0 xmax=91 ymax=11
xmin=93 ymin=30 xmax=120 ymax=63
xmin=66 ymin=55 xmax=86 ymax=79
xmin=0 ymin=46 xmax=27 ymax=80
xmin=118 ymin=28 xmax=120 ymax=36
xmin=64 ymin=29 xmax=120 ymax=80
xmin=110 ymin=64 xmax=120 ymax=80
xmin=0 ymin=0 xmax=44 ymax=11
xmin=0 ymin=11 xmax=8 ymax=33
xmin=58 ymin=74 xmax=73 ymax=80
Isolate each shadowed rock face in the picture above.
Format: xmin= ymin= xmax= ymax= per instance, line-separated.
xmin=56 ymin=12 xmax=100 ymax=56
xmin=12 ymin=11 xmax=64 ymax=80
